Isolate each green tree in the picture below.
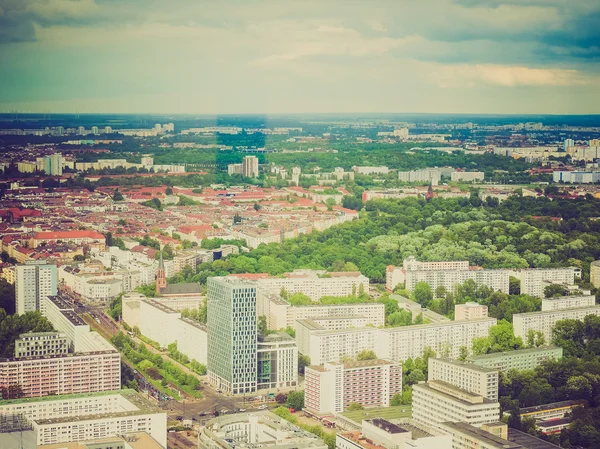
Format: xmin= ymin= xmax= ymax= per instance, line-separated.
xmin=286 ymin=391 xmax=304 ymax=410
xmin=356 ymin=349 xmax=377 ymax=361
xmin=113 ymin=189 xmax=124 ymax=201
xmin=346 ymin=402 xmax=364 ymax=411
xmin=544 ymin=284 xmax=567 ymax=298
xmin=298 ymin=354 xmax=310 ymax=374
xmin=413 ymin=282 xmax=433 ymax=307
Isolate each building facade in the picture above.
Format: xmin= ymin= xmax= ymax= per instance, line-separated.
xmin=514 ymin=268 xmax=579 ymax=298
xmin=512 ymin=306 xmax=600 ymax=341
xmin=428 ymin=358 xmax=498 ymax=401
xmin=14 ymin=332 xmax=68 ymax=358
xmin=467 ymin=346 xmax=563 ymax=372
xmin=591 ymin=261 xmax=600 ymax=289
xmin=541 ymin=295 xmax=595 ymax=311
xmin=257 ymin=333 xmax=298 ymax=390
xmin=455 ymin=302 xmax=489 ymax=321
xmin=15 ymin=260 xmax=57 ymax=315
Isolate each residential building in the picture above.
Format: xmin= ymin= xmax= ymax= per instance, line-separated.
xmin=29 ymin=230 xmax=106 ymax=251
xmin=257 ymin=332 xmax=298 ymax=390
xmin=386 ymin=258 xmax=470 ymax=290
xmin=518 ymin=400 xmax=585 ymax=422
xmin=198 ymin=411 xmax=327 ymax=449
xmin=467 ymin=346 xmax=563 ymax=372
xmin=397 ymin=168 xmax=452 ymax=184
xmin=207 ymin=277 xmax=258 ymax=394
xmin=412 ymin=380 xmax=500 ymax=432
xmin=455 ymin=302 xmax=489 ymax=321
xmin=378 ymin=318 xmax=497 ymax=361
xmin=242 ymin=156 xmax=259 ymax=178
xmin=304 ymin=359 xmax=401 ymax=415
xmin=552 ymin=171 xmax=600 ymax=184
xmin=0 ymin=390 xmax=166 ymax=448
xmin=591 ymin=260 xmax=600 ymax=288
xmin=451 ymin=171 xmax=485 ymax=182
xmin=507 ymin=428 xmax=561 ymax=449
xmin=564 ymin=139 xmax=575 ymax=150
xmin=541 ymin=295 xmax=595 ymax=311
xmin=15 ymin=260 xmax=57 ymax=315
xmin=14 ymin=332 xmax=68 ymax=358
xmin=512 ymin=306 xmax=600 ymax=341
xmin=404 ymin=269 xmax=510 ymax=294
xmin=337 ymin=419 xmax=451 ymax=449
xmin=352 ymin=166 xmax=389 ymax=175
xmin=34 ymin=432 xmax=164 ymax=449
xmin=514 ymin=268 xmax=580 ymax=297
xmin=43 ymin=153 xmax=62 ymax=176
xmin=228 ymin=163 xmax=243 ymax=175
xmin=438 ymin=422 xmax=522 ymax=449
xmin=428 ymin=358 xmax=498 ymax=401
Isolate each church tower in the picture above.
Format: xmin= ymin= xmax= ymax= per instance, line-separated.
xmin=156 ymin=250 xmax=167 ymax=295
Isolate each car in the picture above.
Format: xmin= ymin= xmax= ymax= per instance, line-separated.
xmin=238 ymin=408 xmax=246 ymax=412
xmin=258 ymin=405 xmax=268 ymax=410
xmin=216 ymin=389 xmax=222 ymax=393
xmin=199 ymin=413 xmax=207 ymax=417
xmin=221 ymin=409 xmax=229 ymax=414
xmin=176 ymin=416 xmax=183 ymax=421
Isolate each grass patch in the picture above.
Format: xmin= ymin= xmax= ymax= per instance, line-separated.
xmin=341 ymin=406 xmax=412 ymax=423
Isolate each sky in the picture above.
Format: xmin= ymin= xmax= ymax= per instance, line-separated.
xmin=0 ymin=0 xmax=599 ymax=114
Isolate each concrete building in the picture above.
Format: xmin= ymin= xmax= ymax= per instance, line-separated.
xmin=198 ymin=411 xmax=327 ymax=449
xmin=438 ymin=422 xmax=522 ymax=449
xmin=378 ymin=318 xmax=497 ymax=361
xmin=35 ymin=432 xmax=164 ymax=449
xmin=0 ymin=390 xmax=166 ymax=448
xmin=15 ymin=260 xmax=57 ymax=315
xmin=207 ymin=277 xmax=258 ymax=394
xmin=514 ymin=268 xmax=580 ymax=297
xmin=352 ymin=166 xmax=390 ymax=175
xmin=14 ymin=332 xmax=68 ymax=358
xmin=386 ymin=258 xmax=470 ymax=290
xmin=228 ymin=163 xmax=243 ymax=175
xmin=337 ymin=418 xmax=451 ymax=449
xmin=467 ymin=346 xmax=563 ymax=372
xmin=404 ymin=269 xmax=510 ymax=294
xmin=591 ymin=260 xmax=600 ymax=289
xmin=450 ymin=171 xmax=485 ymax=182
xmin=455 ymin=302 xmax=489 ymax=321
xmin=428 ymin=358 xmax=498 ymax=401
xmin=242 ymin=156 xmax=259 ymax=178
xmin=541 ymin=295 xmax=595 ymax=311
xmin=412 ymin=381 xmax=500 ymax=432
xmin=257 ymin=333 xmax=298 ymax=390
xmin=518 ymin=400 xmax=584 ymax=423
xmin=513 ymin=306 xmax=600 ymax=341
xmin=304 ymin=359 xmax=401 ymax=415
xmin=397 ymin=168 xmax=452 ymax=185
xmin=43 ymin=153 xmax=63 ymax=176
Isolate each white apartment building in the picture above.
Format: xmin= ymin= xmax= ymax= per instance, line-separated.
xmin=553 ymin=171 xmax=600 ymax=183
xmin=15 ymin=260 xmax=57 ymax=315
xmin=296 ymin=321 xmax=379 ymax=366
xmin=455 ymin=302 xmax=489 ymax=321
xmin=14 ymin=332 xmax=68 ymax=358
xmin=467 ymin=346 xmax=563 ymax=372
xmin=387 ymin=258 xmax=471 ymax=290
xmin=267 ymin=296 xmax=384 ymax=330
xmin=514 ymin=268 xmax=580 ymax=298
xmin=412 ymin=380 xmax=500 ymax=433
xmin=591 ymin=260 xmax=600 ymax=289
xmin=307 ymin=315 xmax=368 ymax=330
xmin=438 ymin=422 xmax=522 ymax=449
xmin=398 ymin=168 xmax=449 ymax=184
xmin=405 ymin=269 xmax=510 ymax=294
xmin=541 ymin=295 xmax=595 ymax=311
xmin=304 ymin=360 xmax=401 ymax=415
xmin=378 ymin=318 xmax=497 ymax=361
xmin=428 ymin=358 xmax=498 ymax=401
xmin=242 ymin=156 xmax=259 ymax=178
xmin=450 ymin=171 xmax=485 ymax=182
xmin=257 ymin=333 xmax=298 ymax=390
xmin=513 ymin=306 xmax=600 ymax=341
xmin=0 ymin=390 xmax=166 ymax=447
xmin=352 ymin=166 xmax=390 ymax=175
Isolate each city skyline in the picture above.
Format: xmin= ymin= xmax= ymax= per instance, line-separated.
xmin=1 ymin=0 xmax=599 ymax=114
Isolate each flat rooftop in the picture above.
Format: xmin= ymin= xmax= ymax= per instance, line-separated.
xmin=0 ymin=389 xmax=129 ymax=407
xmin=38 ymin=432 xmax=163 ymax=449
xmin=418 ymin=381 xmax=496 ymax=406
xmin=507 ymin=428 xmax=561 ymax=449
xmin=441 ymin=422 xmax=521 ymax=449
xmin=61 ymin=309 xmax=86 ymax=326
xmin=515 ymin=306 xmax=600 ymax=317
xmin=468 ymin=345 xmax=561 ymax=360
xmin=432 ymin=357 xmax=498 ymax=374
xmin=520 ymin=400 xmax=585 ymax=415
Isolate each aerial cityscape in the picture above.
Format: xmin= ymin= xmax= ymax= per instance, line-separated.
xmin=1 ymin=1 xmax=600 ymax=449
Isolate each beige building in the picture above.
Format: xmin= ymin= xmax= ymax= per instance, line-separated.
xmin=438 ymin=422 xmax=522 ymax=449
xmin=467 ymin=346 xmax=563 ymax=372
xmin=513 ymin=306 xmax=600 ymax=341
xmin=428 ymin=358 xmax=498 ymax=401
xmin=455 ymin=302 xmax=488 ymax=321
xmin=541 ymin=295 xmax=595 ymax=311
xmin=591 ymin=261 xmax=600 ymax=288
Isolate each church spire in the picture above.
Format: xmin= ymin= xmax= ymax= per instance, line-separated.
xmin=156 ymin=250 xmax=167 ymax=295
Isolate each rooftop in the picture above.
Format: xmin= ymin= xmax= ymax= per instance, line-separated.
xmin=507 ymin=428 xmax=561 ymax=449
xmin=160 ymin=282 xmax=202 ymax=295
xmin=432 ymin=357 xmax=498 ymax=374
xmin=467 ymin=345 xmax=561 ymax=360
xmin=520 ymin=400 xmax=585 ymax=415
xmin=440 ymin=422 xmax=521 ymax=449
xmin=37 ymin=432 xmax=164 ymax=449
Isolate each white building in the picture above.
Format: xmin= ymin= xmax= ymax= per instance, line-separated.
xmin=450 ymin=171 xmax=485 ymax=182
xmin=412 ymin=380 xmax=500 ymax=432
xmin=257 ymin=333 xmax=298 ymax=390
xmin=15 ymin=260 xmax=57 ymax=315
xmin=455 ymin=302 xmax=489 ymax=321
xmin=541 ymin=295 xmax=595 ymax=311
xmin=438 ymin=422 xmax=522 ymax=449
xmin=242 ymin=156 xmax=259 ymax=178
xmin=428 ymin=358 xmax=498 ymax=401
xmin=467 ymin=346 xmax=563 ymax=372
xmin=514 ymin=267 xmax=580 ymax=298
xmin=405 ymin=269 xmax=510 ymax=294
xmin=352 ymin=166 xmax=390 ymax=175
xmin=513 ymin=306 xmax=600 ymax=341
xmin=14 ymin=332 xmax=68 ymax=358
xmin=591 ymin=261 xmax=600 ymax=289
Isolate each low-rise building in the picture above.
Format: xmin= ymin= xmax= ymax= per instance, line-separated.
xmin=518 ymin=400 xmax=585 ymax=422
xmin=455 ymin=302 xmax=489 ymax=321
xmin=513 ymin=306 xmax=600 ymax=341
xmin=428 ymin=358 xmax=498 ymax=401
xmin=304 ymin=359 xmax=401 ymax=415
xmin=467 ymin=346 xmax=563 ymax=372
xmin=438 ymin=422 xmax=522 ymax=449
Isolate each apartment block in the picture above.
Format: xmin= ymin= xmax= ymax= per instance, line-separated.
xmin=541 ymin=295 xmax=595 ymax=311
xmin=207 ymin=277 xmax=258 ymax=395
xmin=512 ymin=306 xmax=600 ymax=341
xmin=467 ymin=346 xmax=563 ymax=372
xmin=267 ymin=296 xmax=384 ymax=330
xmin=0 ymin=390 xmax=166 ymax=447
xmin=15 ymin=260 xmax=57 ymax=315
xmin=514 ymin=268 xmax=580 ymax=298
xmin=404 ymin=269 xmax=510 ymax=294
xmin=14 ymin=332 xmax=68 ymax=358
xmin=438 ymin=422 xmax=522 ymax=449
xmin=518 ymin=400 xmax=585 ymax=422
xmin=386 ymin=257 xmax=470 ymax=290
xmin=450 ymin=171 xmax=485 ymax=182
xmin=412 ymin=380 xmax=500 ymax=432
xmin=428 ymin=358 xmax=498 ymax=401
xmin=455 ymin=302 xmax=489 ymax=321
xmin=591 ymin=261 xmax=600 ymax=289
xmin=304 ymin=359 xmax=402 ymax=415
xmin=378 ymin=318 xmax=497 ymax=361
xmin=296 ymin=320 xmax=379 ymax=365
xmin=257 ymin=333 xmax=298 ymax=390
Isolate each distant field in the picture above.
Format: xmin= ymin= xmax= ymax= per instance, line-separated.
xmin=341 ymin=406 xmax=412 ymax=422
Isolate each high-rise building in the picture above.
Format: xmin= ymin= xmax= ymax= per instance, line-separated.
xmin=467 ymin=346 xmax=563 ymax=372
xmin=591 ymin=261 xmax=600 ymax=289
xmin=428 ymin=358 xmax=499 ymax=401
xmin=257 ymin=332 xmax=298 ymax=390
xmin=15 ymin=261 xmax=57 ymax=315
xmin=14 ymin=332 xmax=68 ymax=358
xmin=513 ymin=306 xmax=600 ymax=342
xmin=564 ymin=139 xmax=574 ymax=151
xmin=242 ymin=155 xmax=259 ymax=178
xmin=43 ymin=153 xmax=62 ymax=176
xmin=104 ymin=125 xmax=112 ymax=134
xmin=77 ymin=126 xmax=85 ymax=135
xmin=207 ymin=277 xmax=258 ymax=394
xmin=91 ymin=126 xmax=99 ymax=135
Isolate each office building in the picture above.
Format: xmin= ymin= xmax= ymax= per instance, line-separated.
xmin=0 ymin=390 xmax=166 ymax=447
xmin=438 ymin=422 xmax=522 ymax=449
xmin=257 ymin=332 xmax=298 ymax=390
xmin=467 ymin=346 xmax=563 ymax=372
xmin=512 ymin=306 xmax=600 ymax=341
xmin=304 ymin=359 xmax=401 ymax=415
xmin=428 ymin=358 xmax=498 ymax=401
xmin=207 ymin=277 xmax=258 ymax=394
xmin=14 ymin=332 xmax=68 ymax=358
xmin=412 ymin=380 xmax=500 ymax=432
xmin=455 ymin=302 xmax=489 ymax=321
xmin=242 ymin=155 xmax=259 ymax=178
xmin=198 ymin=411 xmax=327 ymax=449
xmin=514 ymin=268 xmax=580 ymax=297
xmin=541 ymin=295 xmax=595 ymax=311
xmin=337 ymin=418 xmax=451 ymax=449
xmin=15 ymin=260 xmax=57 ymax=315
xmin=591 ymin=261 xmax=600 ymax=288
